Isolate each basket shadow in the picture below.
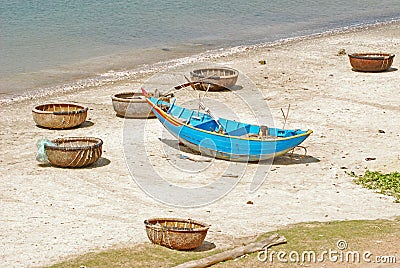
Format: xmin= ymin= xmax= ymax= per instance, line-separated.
xmin=229 ymin=85 xmax=243 ymax=91
xmin=79 ymin=120 xmax=95 ymax=128
xmin=115 ymin=114 xmax=156 ymax=119
xmin=34 ymin=120 xmax=94 ymax=130
xmin=115 ymin=114 xmax=129 ymax=119
xmin=37 ymin=157 xmax=111 ymax=168
xmin=193 ymin=83 xmax=242 ymax=92
xmin=191 ymin=241 xmax=216 ymax=252
xmin=87 ymin=157 xmax=111 ymax=168
xmin=351 ymin=67 xmax=398 ymax=73
xmin=37 ymin=162 xmax=52 ymax=168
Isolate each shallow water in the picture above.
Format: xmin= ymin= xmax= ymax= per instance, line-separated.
xmin=1 ymin=0 xmax=399 ymax=103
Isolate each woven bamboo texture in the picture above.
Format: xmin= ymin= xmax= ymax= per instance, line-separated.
xmin=32 ymin=103 xmax=88 ymax=129
xmin=348 ymin=53 xmax=395 ymax=72
xmin=112 ymin=92 xmax=170 ymax=118
xmin=144 ymin=218 xmax=209 ymax=250
xmin=45 ymin=137 xmax=103 ymax=168
xmin=190 ymin=67 xmax=239 ymax=91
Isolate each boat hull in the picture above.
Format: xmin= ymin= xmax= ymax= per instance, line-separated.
xmin=146 ymin=97 xmax=312 ymax=162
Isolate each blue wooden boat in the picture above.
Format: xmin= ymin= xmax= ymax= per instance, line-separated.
xmin=142 ymin=88 xmax=312 ymax=162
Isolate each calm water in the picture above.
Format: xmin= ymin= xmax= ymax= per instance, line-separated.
xmin=1 ymin=0 xmax=399 ymax=102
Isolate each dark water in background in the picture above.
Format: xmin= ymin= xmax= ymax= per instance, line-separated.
xmin=1 ymin=0 xmax=399 ymax=102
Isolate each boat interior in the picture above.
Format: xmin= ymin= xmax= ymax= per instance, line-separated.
xmin=153 ymin=97 xmax=304 ymax=139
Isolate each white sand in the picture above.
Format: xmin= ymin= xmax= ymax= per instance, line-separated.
xmin=0 ymin=22 xmax=399 ymax=267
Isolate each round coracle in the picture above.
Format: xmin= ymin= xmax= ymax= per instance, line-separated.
xmin=190 ymin=67 xmax=239 ymax=90
xmin=32 ymin=103 xmax=88 ymax=129
xmin=348 ymin=53 xmax=395 ymax=72
xmin=144 ymin=218 xmax=209 ymax=250
xmin=112 ymin=92 xmax=170 ymax=118
xmin=44 ymin=137 xmax=103 ymax=168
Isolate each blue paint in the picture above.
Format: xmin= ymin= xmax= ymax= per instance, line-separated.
xmin=146 ymin=96 xmax=312 ymax=162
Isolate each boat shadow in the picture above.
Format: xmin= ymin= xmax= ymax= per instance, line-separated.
xmin=159 ymin=138 xmax=203 ymax=155
xmin=271 ymin=153 xmax=320 ymax=165
xmin=160 ymin=139 xmax=319 ymax=165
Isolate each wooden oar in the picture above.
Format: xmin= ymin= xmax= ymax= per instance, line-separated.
xmin=173 ymin=233 xmax=287 ymax=268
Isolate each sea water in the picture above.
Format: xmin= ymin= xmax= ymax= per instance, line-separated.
xmin=1 ymin=0 xmax=399 ymax=103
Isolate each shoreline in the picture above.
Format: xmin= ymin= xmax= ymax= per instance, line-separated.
xmin=1 ymin=19 xmax=399 ymax=106
xmin=0 ymin=21 xmax=399 ymax=267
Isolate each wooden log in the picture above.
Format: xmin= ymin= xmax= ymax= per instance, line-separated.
xmin=173 ymin=233 xmax=287 ymax=268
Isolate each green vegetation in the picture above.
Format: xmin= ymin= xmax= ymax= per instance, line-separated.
xmin=46 ymin=218 xmax=400 ymax=268
xmin=46 ymin=243 xmax=220 ymax=268
xmin=44 ymin=170 xmax=400 ymax=267
xmin=352 ymin=170 xmax=400 ymax=203
xmin=216 ymin=218 xmax=400 ymax=267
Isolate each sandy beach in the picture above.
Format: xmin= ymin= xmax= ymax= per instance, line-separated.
xmin=1 ymin=22 xmax=399 ymax=267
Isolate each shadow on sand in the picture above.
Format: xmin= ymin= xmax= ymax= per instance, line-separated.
xmin=272 ymin=153 xmax=320 ymax=165
xmin=38 ymin=157 xmax=111 ymax=169
xmin=191 ymin=241 xmax=216 ymax=252
xmin=160 ymin=138 xmax=319 ymax=165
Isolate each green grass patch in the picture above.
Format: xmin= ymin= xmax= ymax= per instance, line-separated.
xmin=215 ymin=218 xmax=400 ymax=267
xmin=46 ymin=243 xmax=221 ymax=268
xmin=257 ymin=218 xmax=399 ymax=252
xmin=45 ymin=218 xmax=400 ymax=268
xmin=352 ymin=170 xmax=400 ymax=202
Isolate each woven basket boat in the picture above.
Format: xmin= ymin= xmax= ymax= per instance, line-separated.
xmin=190 ymin=67 xmax=239 ymax=91
xmin=144 ymin=218 xmax=209 ymax=250
xmin=112 ymin=92 xmax=170 ymax=118
xmin=45 ymin=137 xmax=103 ymax=168
xmin=32 ymin=103 xmax=88 ymax=129
xmin=348 ymin=53 xmax=395 ymax=72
